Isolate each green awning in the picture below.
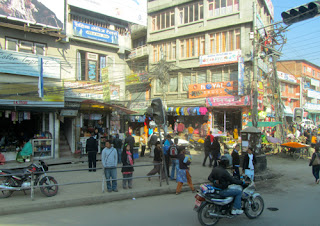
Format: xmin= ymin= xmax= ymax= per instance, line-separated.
xmin=246 ymin=121 xmax=282 ymax=127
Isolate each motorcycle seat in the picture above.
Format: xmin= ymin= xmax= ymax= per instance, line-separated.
xmin=205 ymin=193 xmax=224 ymax=199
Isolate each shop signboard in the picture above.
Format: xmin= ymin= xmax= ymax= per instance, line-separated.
xmin=188 ymin=81 xmax=237 ymax=99
xmin=188 ymin=81 xmax=238 ymax=98
xmin=304 ymin=103 xmax=320 ymax=111
xmin=199 ymin=50 xmax=241 ymax=67
xmin=238 ymin=57 xmax=245 ymax=95
xmin=64 ymin=81 xmax=103 ymax=100
xmin=73 ymin=21 xmax=119 ymax=44
xmin=0 ymin=0 xmax=64 ymax=29
xmin=206 ymin=95 xmax=251 ymax=107
xmin=110 ymin=85 xmax=120 ymax=101
xmin=60 ymin=110 xmax=78 ymax=117
xmin=307 ymin=89 xmax=320 ymax=99
xmin=0 ymin=99 xmax=64 ymax=108
xmin=277 ymin=71 xmax=297 ymax=83
xmin=69 ymin=0 xmax=147 ymax=26
xmin=263 ymin=0 xmax=274 ymax=19
xmin=126 ymin=73 xmax=149 ymax=85
xmin=311 ymin=78 xmax=320 ymax=87
xmin=258 ymin=59 xmax=268 ymax=74
xmin=0 ymin=50 xmax=61 ymax=79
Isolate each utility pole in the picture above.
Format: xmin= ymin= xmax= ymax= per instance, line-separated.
xmin=252 ymin=1 xmax=258 ymax=128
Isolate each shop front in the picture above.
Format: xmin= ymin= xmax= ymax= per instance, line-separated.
xmin=0 ymin=100 xmax=63 ymax=161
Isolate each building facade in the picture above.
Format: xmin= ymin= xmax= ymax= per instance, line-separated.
xmin=147 ymin=0 xmax=273 ymax=134
xmin=277 ymin=60 xmax=320 ymax=124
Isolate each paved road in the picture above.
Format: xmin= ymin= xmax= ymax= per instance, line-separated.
xmin=1 ymin=155 xmax=320 ymax=226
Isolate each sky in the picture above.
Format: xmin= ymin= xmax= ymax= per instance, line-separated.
xmin=273 ymin=0 xmax=320 ymax=67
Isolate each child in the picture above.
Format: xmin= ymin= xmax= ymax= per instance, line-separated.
xmin=0 ymin=152 xmax=5 ymax=165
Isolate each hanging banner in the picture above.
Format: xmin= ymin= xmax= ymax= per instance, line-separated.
xmin=199 ymin=50 xmax=241 ymax=67
xmin=206 ymin=95 xmax=250 ymax=107
xmin=238 ymin=57 xmax=245 ymax=95
xmin=188 ymin=81 xmax=237 ymax=99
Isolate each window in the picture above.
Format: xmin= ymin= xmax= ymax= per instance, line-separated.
xmin=153 ymin=41 xmax=176 ymax=62
xmin=288 ymin=84 xmax=294 ymax=94
xmin=179 ymin=1 xmax=203 ymax=25
xmin=197 ymin=72 xmax=207 ymax=83
xmin=304 ymin=66 xmax=306 ymax=73
xmin=281 ymin=83 xmax=286 ymax=92
xmin=77 ymin=50 xmax=111 ymax=82
xmin=180 ymin=36 xmax=205 ymax=59
xmin=5 ymin=38 xmax=46 ymax=55
xmin=183 ymin=74 xmax=192 ymax=91
xmin=156 ymin=79 xmax=168 ymax=93
xmin=312 ymin=70 xmax=315 ymax=77
xmin=318 ymin=72 xmax=320 ymax=78
xmin=152 ymin=10 xmax=175 ymax=31
xmin=169 ymin=76 xmax=178 ymax=92
xmin=209 ymin=29 xmax=240 ymax=54
xmin=208 ymin=0 xmax=239 ymax=17
xmin=211 ymin=66 xmax=238 ymax=82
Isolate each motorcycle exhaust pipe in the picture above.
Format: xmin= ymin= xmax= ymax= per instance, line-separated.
xmin=0 ymin=185 xmax=17 ymax=191
xmin=209 ymin=212 xmax=235 ymax=219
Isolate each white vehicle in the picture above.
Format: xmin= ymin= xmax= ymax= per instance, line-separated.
xmin=300 ymin=119 xmax=317 ymax=130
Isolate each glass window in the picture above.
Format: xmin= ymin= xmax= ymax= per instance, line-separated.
xmin=183 ymin=74 xmax=192 ymax=91
xmin=179 ymin=1 xmax=203 ymax=25
xmin=230 ymin=68 xmax=238 ymax=81
xmin=281 ymin=82 xmax=286 ymax=92
xmin=6 ymin=38 xmax=18 ymax=51
xmin=198 ymin=72 xmax=207 ymax=83
xmin=169 ymin=76 xmax=178 ymax=92
xmin=156 ymin=79 xmax=167 ymax=93
xmin=19 ymin=41 xmax=33 ymax=53
xmin=35 ymin=43 xmax=45 ymax=55
xmin=211 ymin=70 xmax=222 ymax=82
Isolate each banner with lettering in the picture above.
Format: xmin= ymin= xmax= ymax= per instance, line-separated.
xmin=206 ymin=95 xmax=251 ymax=107
xmin=188 ymin=81 xmax=238 ymax=99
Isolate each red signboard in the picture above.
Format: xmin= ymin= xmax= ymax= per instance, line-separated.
xmin=188 ymin=81 xmax=237 ymax=99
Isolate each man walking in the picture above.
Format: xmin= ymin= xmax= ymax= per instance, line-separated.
xmin=113 ymin=134 xmax=123 ymax=164
xmin=102 ymin=140 xmax=118 ymax=192
xmin=124 ymin=132 xmax=135 ymax=154
xmin=231 ymin=144 xmax=241 ymax=179
xmin=86 ymin=132 xmax=98 ymax=172
xmin=148 ymin=132 xmax=158 ymax=157
xmin=163 ymin=134 xmax=173 ymax=178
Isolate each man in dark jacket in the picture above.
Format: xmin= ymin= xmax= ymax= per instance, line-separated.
xmin=203 ymin=132 xmax=220 ymax=167
xmin=113 ymin=134 xmax=123 ymax=164
xmin=208 ymin=156 xmax=245 ymax=215
xmin=124 ymin=132 xmax=135 ymax=154
xmin=231 ymin=144 xmax=241 ymax=179
xmin=86 ymin=132 xmax=98 ymax=172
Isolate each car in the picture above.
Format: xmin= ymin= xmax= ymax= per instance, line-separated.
xmin=300 ymin=119 xmax=317 ymax=130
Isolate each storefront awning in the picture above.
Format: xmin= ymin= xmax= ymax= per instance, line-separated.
xmin=246 ymin=121 xmax=282 ymax=127
xmin=81 ymin=100 xmax=137 ymax=115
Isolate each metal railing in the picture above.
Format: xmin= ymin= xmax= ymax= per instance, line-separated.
xmin=0 ymin=161 xmax=169 ymax=200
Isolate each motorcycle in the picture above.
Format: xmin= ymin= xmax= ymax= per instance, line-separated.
xmin=193 ymin=180 xmax=264 ymax=226
xmin=0 ymin=160 xmax=58 ymax=198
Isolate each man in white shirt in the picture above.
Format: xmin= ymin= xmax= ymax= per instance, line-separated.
xmin=102 ymin=140 xmax=118 ymax=192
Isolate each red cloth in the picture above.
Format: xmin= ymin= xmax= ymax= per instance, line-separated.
xmin=0 ymin=153 xmax=5 ymax=165
xmin=209 ymin=135 xmax=214 ymax=143
xmin=177 ymin=123 xmax=185 ymax=133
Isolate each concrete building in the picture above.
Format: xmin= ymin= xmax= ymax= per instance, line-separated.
xmin=147 ymin=0 xmax=273 ymax=134
xmin=0 ymin=0 xmax=145 ymax=159
xmin=277 ymin=60 xmax=320 ymax=124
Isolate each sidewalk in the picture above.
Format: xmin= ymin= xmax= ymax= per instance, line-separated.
xmin=0 ymin=150 xmax=276 ymax=216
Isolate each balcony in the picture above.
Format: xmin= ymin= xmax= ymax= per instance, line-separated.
xmin=128 ymin=45 xmax=149 ymax=60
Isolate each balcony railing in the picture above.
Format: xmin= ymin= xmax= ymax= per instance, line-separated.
xmin=129 ymin=45 xmax=149 ymax=59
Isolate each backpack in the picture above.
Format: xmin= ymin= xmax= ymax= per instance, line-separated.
xmin=169 ymin=145 xmax=178 ymax=156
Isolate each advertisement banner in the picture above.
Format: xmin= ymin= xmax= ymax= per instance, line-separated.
xmin=0 ymin=0 xmax=64 ymax=29
xmin=277 ymin=71 xmax=298 ymax=83
xmin=199 ymin=50 xmax=241 ymax=67
xmin=64 ymin=81 xmax=104 ymax=100
xmin=307 ymin=89 xmax=320 ymax=99
xmin=110 ymin=85 xmax=120 ymax=101
xmin=238 ymin=57 xmax=245 ymax=95
xmin=206 ymin=95 xmax=250 ymax=107
xmin=0 ymin=50 xmax=60 ymax=79
xmin=126 ymin=73 xmax=149 ymax=85
xmin=188 ymin=81 xmax=237 ymax=99
xmin=69 ymin=0 xmax=147 ymax=26
xmin=311 ymin=78 xmax=320 ymax=87
xmin=263 ymin=0 xmax=274 ymax=19
xmin=73 ymin=21 xmax=119 ymax=44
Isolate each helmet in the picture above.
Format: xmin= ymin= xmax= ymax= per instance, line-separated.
xmin=219 ymin=156 xmax=229 ymax=168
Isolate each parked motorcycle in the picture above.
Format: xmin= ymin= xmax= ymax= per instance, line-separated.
xmin=0 ymin=160 xmax=58 ymax=198
xmin=194 ymin=180 xmax=264 ymax=226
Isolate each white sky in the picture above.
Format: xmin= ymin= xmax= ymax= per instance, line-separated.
xmin=38 ymin=0 xmax=65 ymax=22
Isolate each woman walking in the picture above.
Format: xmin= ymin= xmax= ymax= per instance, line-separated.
xmin=147 ymin=141 xmax=164 ymax=180
xmin=309 ymin=144 xmax=320 ymax=184
xmin=176 ymin=147 xmax=195 ymax=195
xmin=121 ymin=143 xmax=134 ymax=189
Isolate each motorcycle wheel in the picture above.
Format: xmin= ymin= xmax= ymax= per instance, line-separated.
xmin=0 ymin=177 xmax=15 ymax=198
xmin=244 ymin=195 xmax=264 ymax=219
xmin=197 ymin=202 xmax=220 ymax=226
xmin=39 ymin=176 xmax=59 ymax=197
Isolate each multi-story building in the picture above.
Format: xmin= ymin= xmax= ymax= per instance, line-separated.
xmin=277 ymin=60 xmax=320 ymax=124
xmin=147 ymin=0 xmax=273 ymax=133
xmin=0 ymin=0 xmax=146 ymax=159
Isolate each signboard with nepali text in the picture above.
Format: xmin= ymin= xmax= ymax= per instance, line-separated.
xmin=188 ymin=81 xmax=238 ymax=99
xmin=199 ymin=50 xmax=241 ymax=67
xmin=206 ymin=95 xmax=251 ymax=107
